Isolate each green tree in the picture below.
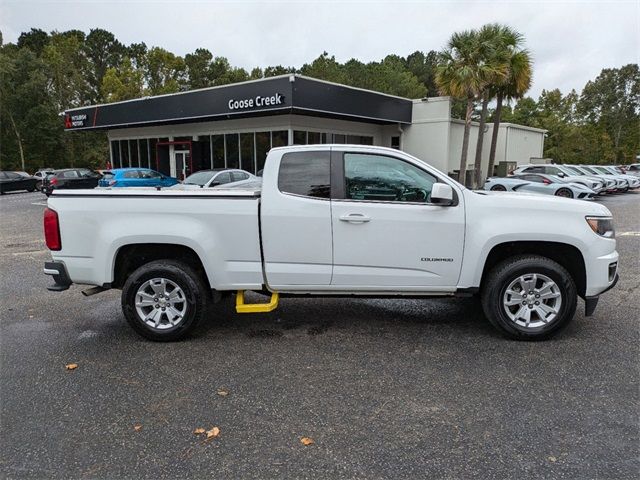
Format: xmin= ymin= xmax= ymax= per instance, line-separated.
xmin=145 ymin=47 xmax=185 ymax=95
xmin=436 ymin=29 xmax=506 ymax=185
xmin=101 ymin=57 xmax=144 ymax=102
xmin=485 ymin=26 xmax=531 ymax=181
xmin=17 ymin=28 xmax=49 ymax=56
xmin=578 ymin=64 xmax=640 ymax=163
xmin=185 ymin=48 xmax=214 ymax=89
xmin=84 ymin=28 xmax=125 ymax=102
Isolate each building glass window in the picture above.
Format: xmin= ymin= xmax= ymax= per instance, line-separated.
xmin=212 ymin=135 xmax=225 ymax=169
xmin=344 ymin=153 xmax=436 ymax=203
xmin=391 ymin=136 xmax=400 ymax=149
xmin=255 ymin=132 xmax=271 ymax=173
xmin=333 ymin=134 xmax=346 ymax=144
xmin=278 ymin=151 xmax=330 ymax=199
xmin=111 ymin=141 xmax=121 ymax=168
xmin=307 ymin=131 xmax=321 ymax=144
xmin=272 ymin=130 xmax=288 ymax=148
xmin=293 ymin=130 xmax=307 ymax=145
xmin=120 ymin=140 xmax=130 ymax=167
xmin=240 ymin=133 xmax=255 ymax=173
xmin=139 ymin=139 xmax=149 ymax=168
xmin=129 ymin=139 xmax=139 ymax=167
xmin=225 ymin=133 xmax=239 ymax=168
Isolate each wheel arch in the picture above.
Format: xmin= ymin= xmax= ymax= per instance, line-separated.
xmin=480 ymin=241 xmax=586 ymax=298
xmin=112 ymin=243 xmax=210 ymax=290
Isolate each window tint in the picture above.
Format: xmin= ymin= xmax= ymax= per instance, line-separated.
xmin=278 ymin=151 xmax=330 ymax=199
xmin=0 ymin=172 xmax=7 ymax=179
xmin=523 ymin=174 xmax=544 ymax=183
xmin=140 ymin=169 xmax=161 ymax=179
xmin=344 ymin=153 xmax=437 ymax=203
xmin=231 ymin=171 xmax=249 ymax=182
xmin=6 ymin=172 xmax=21 ymax=179
xmin=123 ymin=170 xmax=139 ymax=178
xmin=525 ymin=166 xmax=544 ymax=173
xmin=60 ymin=170 xmax=79 ymax=178
xmin=214 ymin=172 xmax=232 ymax=185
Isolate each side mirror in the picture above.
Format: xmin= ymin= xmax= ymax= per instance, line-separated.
xmin=557 ymin=172 xmax=566 ymax=178
xmin=431 ymin=183 xmax=454 ymax=205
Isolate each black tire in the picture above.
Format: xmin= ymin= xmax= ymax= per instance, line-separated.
xmin=490 ymin=184 xmax=507 ymax=191
xmin=555 ymin=188 xmax=573 ymax=198
xmin=121 ymin=260 xmax=209 ymax=341
xmin=481 ymin=255 xmax=577 ymax=341
xmin=27 ymin=187 xmax=36 ymax=192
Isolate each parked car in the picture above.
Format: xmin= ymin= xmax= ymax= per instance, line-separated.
xmin=624 ymin=163 xmax=640 ymax=177
xmin=98 ymin=168 xmax=179 ymax=188
xmin=43 ymin=168 xmax=101 ymax=196
xmin=484 ymin=174 xmax=597 ymax=199
xmin=0 ymin=171 xmax=38 ymax=194
xmin=589 ymin=165 xmax=640 ymax=189
xmin=559 ymin=165 xmax=627 ymax=193
xmin=44 ymin=145 xmax=618 ymax=342
xmin=33 ymin=169 xmax=55 ymax=191
xmin=172 ymin=169 xmax=256 ymax=189
xmin=512 ymin=164 xmax=606 ymax=194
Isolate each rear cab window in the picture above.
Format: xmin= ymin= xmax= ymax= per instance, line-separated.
xmin=278 ymin=151 xmax=330 ymax=198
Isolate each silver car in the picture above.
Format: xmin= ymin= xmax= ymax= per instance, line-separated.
xmin=590 ymin=165 xmax=640 ymax=189
xmin=575 ymin=166 xmax=630 ymax=192
xmin=484 ymin=174 xmax=597 ymax=199
xmin=512 ymin=164 xmax=606 ymax=194
xmin=170 ymin=169 xmax=257 ymax=190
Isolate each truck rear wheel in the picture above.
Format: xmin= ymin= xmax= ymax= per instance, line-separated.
xmin=481 ymin=255 xmax=577 ymax=340
xmin=121 ymin=260 xmax=209 ymax=341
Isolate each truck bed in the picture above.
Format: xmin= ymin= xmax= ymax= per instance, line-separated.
xmin=47 ymin=187 xmax=265 ymax=290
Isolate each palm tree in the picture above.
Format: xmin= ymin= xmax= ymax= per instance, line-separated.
xmin=436 ymin=29 xmax=507 ymax=186
xmin=486 ymin=31 xmax=532 ymax=180
xmin=472 ymin=24 xmax=516 ymax=188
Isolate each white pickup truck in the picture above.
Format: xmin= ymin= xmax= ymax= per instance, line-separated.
xmin=43 ymin=145 xmax=619 ymax=341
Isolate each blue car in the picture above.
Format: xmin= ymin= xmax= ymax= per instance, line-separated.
xmin=98 ymin=168 xmax=179 ymax=188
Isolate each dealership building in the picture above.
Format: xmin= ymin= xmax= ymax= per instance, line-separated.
xmin=64 ymin=74 xmax=545 ymax=181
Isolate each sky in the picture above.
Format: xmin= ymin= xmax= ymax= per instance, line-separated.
xmin=1 ymin=0 xmax=638 ymax=98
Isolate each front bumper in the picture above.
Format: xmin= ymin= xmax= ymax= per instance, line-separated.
xmin=44 ymin=261 xmax=72 ymax=291
xmin=585 ymin=273 xmax=619 ymax=316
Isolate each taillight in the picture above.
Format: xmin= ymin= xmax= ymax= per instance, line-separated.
xmin=50 ymin=177 xmax=58 ymax=185
xmin=543 ymin=178 xmax=551 ymax=184
xmin=44 ymin=208 xmax=61 ymax=251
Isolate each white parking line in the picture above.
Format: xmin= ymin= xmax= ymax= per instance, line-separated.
xmin=618 ymin=232 xmax=640 ymax=236
xmin=31 ymin=202 xmax=48 ymax=206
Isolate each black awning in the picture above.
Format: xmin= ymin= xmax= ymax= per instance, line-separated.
xmin=63 ymin=75 xmax=413 ymax=131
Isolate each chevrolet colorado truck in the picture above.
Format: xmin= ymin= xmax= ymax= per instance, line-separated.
xmin=43 ymin=145 xmax=619 ymax=341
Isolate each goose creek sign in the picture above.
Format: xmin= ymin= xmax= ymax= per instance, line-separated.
xmin=228 ymin=93 xmax=284 ymax=111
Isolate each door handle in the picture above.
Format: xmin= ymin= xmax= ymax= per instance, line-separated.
xmin=339 ymin=213 xmax=371 ymax=223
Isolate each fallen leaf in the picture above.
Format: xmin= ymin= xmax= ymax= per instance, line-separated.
xmin=217 ymin=389 xmax=229 ymax=397
xmin=193 ymin=428 xmax=206 ymax=434
xmin=548 ymin=456 xmax=557 ymax=463
xmin=133 ymin=424 xmax=142 ymax=431
xmin=206 ymin=427 xmax=220 ymax=439
xmin=301 ymin=437 xmax=314 ymax=446
xmin=65 ymin=363 xmax=78 ymax=370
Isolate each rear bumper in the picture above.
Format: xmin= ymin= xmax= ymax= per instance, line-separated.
xmin=44 ymin=261 xmax=72 ymax=291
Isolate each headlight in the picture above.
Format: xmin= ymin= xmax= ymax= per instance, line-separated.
xmin=586 ymin=216 xmax=615 ymax=238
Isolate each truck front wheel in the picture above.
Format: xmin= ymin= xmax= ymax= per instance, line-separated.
xmin=481 ymin=255 xmax=577 ymax=340
xmin=121 ymin=260 xmax=209 ymax=341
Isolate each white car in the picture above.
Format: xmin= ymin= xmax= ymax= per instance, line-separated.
xmin=512 ymin=164 xmax=607 ymax=194
xmin=43 ymin=145 xmax=619 ymax=342
xmin=171 ymin=169 xmax=256 ymax=189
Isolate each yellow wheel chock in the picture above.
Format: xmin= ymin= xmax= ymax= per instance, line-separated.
xmin=235 ymin=290 xmax=279 ymax=313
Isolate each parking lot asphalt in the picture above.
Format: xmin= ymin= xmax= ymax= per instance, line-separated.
xmin=0 ymin=190 xmax=638 ymax=479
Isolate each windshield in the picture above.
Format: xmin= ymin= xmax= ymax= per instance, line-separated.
xmin=594 ymin=167 xmax=611 ymax=174
xmin=561 ymin=166 xmax=581 ymax=175
xmin=581 ymin=166 xmax=598 ymax=174
xmin=183 ymin=171 xmax=215 ymax=186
